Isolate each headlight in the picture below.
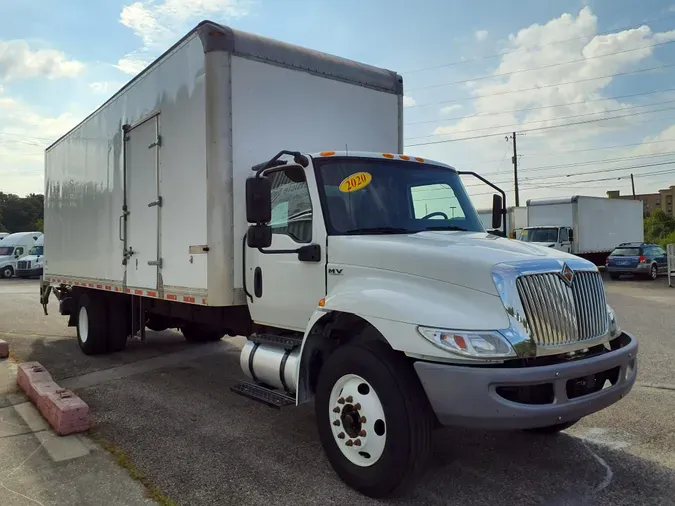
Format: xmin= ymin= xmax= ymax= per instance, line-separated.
xmin=417 ymin=327 xmax=517 ymax=359
xmin=607 ymin=304 xmax=621 ymax=339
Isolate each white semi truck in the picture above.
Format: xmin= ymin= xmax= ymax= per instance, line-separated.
xmin=41 ymin=21 xmax=638 ymax=498
xmin=520 ymin=196 xmax=644 ymax=265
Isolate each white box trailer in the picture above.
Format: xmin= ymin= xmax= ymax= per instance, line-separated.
xmin=44 ymin=21 xmax=402 ymax=306
xmin=520 ymin=196 xmax=644 ymax=264
xmin=41 ymin=21 xmax=639 ymax=498
xmin=477 ymin=206 xmax=527 ymax=238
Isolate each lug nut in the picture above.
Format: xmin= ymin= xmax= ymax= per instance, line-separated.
xmin=337 ymin=397 xmax=345 ymax=404
xmin=360 ymin=416 xmax=367 ymax=423
xmin=333 ymin=407 xmax=340 ymax=413
xmin=354 ymin=403 xmax=361 ymax=410
xmin=337 ymin=432 xmax=345 ymax=439
xmin=333 ymin=420 xmax=341 ymax=426
xmin=354 ymin=439 xmax=362 ymax=446
xmin=346 ymin=396 xmax=353 ymax=403
xmin=359 ymin=430 xmax=366 ymax=437
xmin=346 ymin=440 xmax=354 ymax=447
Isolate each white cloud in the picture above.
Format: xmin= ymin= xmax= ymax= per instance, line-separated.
xmin=0 ymin=40 xmax=84 ymax=80
xmin=89 ymin=81 xmax=124 ymax=94
xmin=475 ymin=30 xmax=489 ymax=42
xmin=403 ymin=95 xmax=417 ymax=107
xmin=116 ymin=0 xmax=253 ymax=75
xmin=407 ymin=7 xmax=675 ymax=207
xmin=440 ymin=104 xmax=462 ymax=115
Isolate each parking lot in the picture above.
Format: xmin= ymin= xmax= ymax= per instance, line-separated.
xmin=1 ymin=275 xmax=674 ymax=505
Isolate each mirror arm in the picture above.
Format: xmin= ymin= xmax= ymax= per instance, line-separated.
xmin=255 ymin=150 xmax=309 ymax=177
xmin=458 ymin=171 xmax=507 ymax=237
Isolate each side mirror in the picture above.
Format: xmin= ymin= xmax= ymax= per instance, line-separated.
xmin=246 ymin=177 xmax=272 ymax=224
xmin=491 ymin=194 xmax=503 ymax=229
xmin=247 ymin=224 xmax=272 ymax=249
xmin=568 ymin=229 xmax=574 ymax=242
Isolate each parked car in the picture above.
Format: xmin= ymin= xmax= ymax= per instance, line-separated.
xmin=605 ymin=242 xmax=668 ymax=280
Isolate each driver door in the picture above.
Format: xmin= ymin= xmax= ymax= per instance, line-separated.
xmin=245 ymin=168 xmax=327 ymax=332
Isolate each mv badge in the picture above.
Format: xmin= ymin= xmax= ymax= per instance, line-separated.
xmin=559 ymin=262 xmax=575 ymax=286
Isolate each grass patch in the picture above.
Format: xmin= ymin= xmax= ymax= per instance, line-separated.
xmin=92 ymin=435 xmax=179 ymax=506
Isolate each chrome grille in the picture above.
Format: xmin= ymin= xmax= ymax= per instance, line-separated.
xmin=516 ymin=270 xmax=608 ymax=347
xmin=17 ymin=261 xmax=29 ymax=269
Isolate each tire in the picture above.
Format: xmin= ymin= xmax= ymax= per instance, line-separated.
xmin=1 ymin=266 xmax=13 ymax=278
xmin=76 ymin=292 xmax=110 ymax=355
xmin=524 ymin=419 xmax=579 ymax=434
xmin=648 ymin=264 xmax=658 ymax=280
xmin=315 ymin=339 xmax=433 ymax=498
xmin=180 ymin=324 xmax=224 ymax=343
xmin=107 ymin=296 xmax=129 ymax=352
xmin=609 ymin=272 xmax=620 ymax=280
xmin=145 ymin=315 xmax=169 ymax=332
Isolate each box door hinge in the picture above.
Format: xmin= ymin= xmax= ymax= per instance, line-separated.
xmin=148 ymin=259 xmax=163 ymax=268
xmin=148 ymin=196 xmax=162 ymax=207
xmin=148 ymin=135 xmax=162 ymax=149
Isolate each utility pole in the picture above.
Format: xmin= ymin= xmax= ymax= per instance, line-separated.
xmin=510 ymin=132 xmax=520 ymax=207
xmin=630 ymin=173 xmax=636 ymax=200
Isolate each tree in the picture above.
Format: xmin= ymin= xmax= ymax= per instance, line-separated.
xmin=0 ymin=192 xmax=44 ymax=232
xmin=644 ymin=209 xmax=675 ymax=248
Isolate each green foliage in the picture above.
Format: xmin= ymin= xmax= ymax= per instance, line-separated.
xmin=0 ymin=192 xmax=44 ymax=233
xmin=644 ymin=209 xmax=675 ymax=248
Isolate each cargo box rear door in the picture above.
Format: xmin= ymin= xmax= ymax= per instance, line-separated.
xmin=125 ymin=113 xmax=161 ymax=290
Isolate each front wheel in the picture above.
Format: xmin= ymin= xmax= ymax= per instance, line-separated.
xmin=1 ymin=266 xmax=13 ymax=278
xmin=315 ymin=339 xmax=433 ymax=498
xmin=523 ymin=419 xmax=579 ymax=434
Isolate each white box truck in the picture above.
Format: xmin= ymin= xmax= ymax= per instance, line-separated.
xmin=520 ymin=196 xmax=644 ymax=265
xmin=41 ymin=21 xmax=638 ymax=498
xmin=0 ymin=232 xmax=42 ymax=278
xmin=477 ymin=206 xmax=527 ymax=238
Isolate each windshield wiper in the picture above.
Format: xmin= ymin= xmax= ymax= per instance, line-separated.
xmin=344 ymin=227 xmax=413 ymax=235
xmin=422 ymin=225 xmax=468 ymax=231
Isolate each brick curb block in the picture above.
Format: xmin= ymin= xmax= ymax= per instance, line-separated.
xmin=16 ymin=362 xmax=90 ymax=436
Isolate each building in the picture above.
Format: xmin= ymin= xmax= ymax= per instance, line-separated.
xmin=607 ymin=185 xmax=675 ymax=217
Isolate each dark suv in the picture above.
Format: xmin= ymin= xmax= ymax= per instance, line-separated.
xmin=606 ymin=242 xmax=668 ymax=280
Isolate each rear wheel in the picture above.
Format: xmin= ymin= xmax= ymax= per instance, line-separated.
xmin=648 ymin=264 xmax=658 ymax=280
xmin=315 ymin=339 xmax=433 ymax=498
xmin=523 ymin=419 xmax=579 ymax=434
xmin=1 ymin=266 xmax=13 ymax=278
xmin=107 ymin=296 xmax=129 ymax=352
xmin=76 ymin=292 xmax=110 ymax=355
xmin=608 ymin=272 xmax=620 ymax=280
xmin=180 ymin=324 xmax=224 ymax=343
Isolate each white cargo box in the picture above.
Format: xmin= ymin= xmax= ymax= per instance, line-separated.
xmin=44 ymin=21 xmax=402 ymax=307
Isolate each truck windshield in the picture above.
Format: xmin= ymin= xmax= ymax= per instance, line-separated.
xmin=520 ymin=227 xmax=559 ymax=243
xmin=314 ymin=157 xmax=484 ymax=235
xmin=29 ymin=246 xmax=44 ymax=256
xmin=0 ymin=247 xmax=14 ymax=256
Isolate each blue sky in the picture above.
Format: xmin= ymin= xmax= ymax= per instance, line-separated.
xmin=2 ymin=0 xmax=675 ymax=207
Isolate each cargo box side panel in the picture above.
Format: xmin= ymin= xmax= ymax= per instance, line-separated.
xmin=527 ymin=202 xmax=573 ymax=228
xmin=575 ymin=197 xmax=644 ymax=254
xmin=229 ymin=55 xmax=400 ymax=289
xmin=45 ymin=35 xmax=208 ymax=293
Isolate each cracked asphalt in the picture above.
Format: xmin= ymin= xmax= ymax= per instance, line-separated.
xmin=0 ymin=274 xmax=674 ymax=505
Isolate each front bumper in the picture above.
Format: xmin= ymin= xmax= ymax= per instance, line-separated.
xmin=16 ymin=268 xmax=43 ymax=277
xmin=414 ymin=332 xmax=637 ymax=430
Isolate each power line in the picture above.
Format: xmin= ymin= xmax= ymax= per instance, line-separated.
xmin=406 ymin=104 xmax=675 ymax=147
xmin=404 ymin=61 xmax=675 ymax=110
xmin=404 ymin=86 xmax=675 ymax=127
xmin=407 ymin=39 xmax=675 ymax=92
xmin=518 ymin=138 xmax=675 ymax=159
xmin=401 ymin=13 xmax=675 ymax=74
xmin=405 ymin=99 xmax=675 ymax=141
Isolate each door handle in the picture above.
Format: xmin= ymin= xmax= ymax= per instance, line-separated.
xmin=254 ymin=267 xmax=263 ymax=298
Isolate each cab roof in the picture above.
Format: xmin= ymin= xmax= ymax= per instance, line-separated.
xmin=310 ymin=151 xmax=456 ymax=170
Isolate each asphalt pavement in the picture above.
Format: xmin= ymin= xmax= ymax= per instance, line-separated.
xmin=0 ymin=275 xmax=674 ymax=505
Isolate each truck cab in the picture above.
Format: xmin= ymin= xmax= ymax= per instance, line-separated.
xmin=0 ymin=232 xmax=43 ymax=278
xmin=16 ymin=234 xmax=45 ymax=279
xmin=519 ymin=225 xmax=573 ymax=252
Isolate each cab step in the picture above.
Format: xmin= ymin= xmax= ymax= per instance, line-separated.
xmin=249 ymin=333 xmax=303 ymax=349
xmin=230 ymin=381 xmax=295 ymax=409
